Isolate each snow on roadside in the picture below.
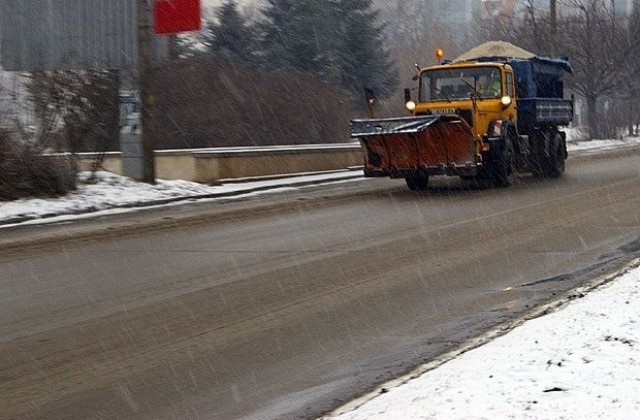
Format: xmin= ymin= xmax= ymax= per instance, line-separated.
xmin=0 ymin=170 xmax=357 ymax=226
xmin=322 ymin=259 xmax=640 ymax=420
xmin=1 ymin=137 xmax=639 ymax=227
xmin=567 ymin=136 xmax=640 ymax=153
xmin=0 ymin=171 xmax=217 ymax=225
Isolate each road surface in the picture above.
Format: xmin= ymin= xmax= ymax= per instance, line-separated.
xmin=1 ymin=149 xmax=640 ymax=419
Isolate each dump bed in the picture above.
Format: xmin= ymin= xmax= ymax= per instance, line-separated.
xmin=475 ymin=55 xmax=574 ymax=129
xmin=517 ymin=98 xmax=573 ymax=127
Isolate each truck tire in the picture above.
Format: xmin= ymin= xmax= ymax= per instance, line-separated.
xmin=529 ymin=131 xmax=546 ymax=178
xmin=544 ymin=133 xmax=565 ymax=178
xmin=406 ymin=175 xmax=429 ymax=191
xmin=530 ymin=131 xmax=565 ymax=179
xmin=491 ymin=140 xmax=515 ymax=188
xmin=530 ymin=155 xmax=545 ymax=178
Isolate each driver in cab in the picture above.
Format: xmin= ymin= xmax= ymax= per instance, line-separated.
xmin=477 ymin=75 xmax=502 ymax=98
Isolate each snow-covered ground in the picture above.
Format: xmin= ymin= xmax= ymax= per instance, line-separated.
xmin=0 ymin=170 xmax=361 ymax=227
xmin=2 ymin=137 xmax=640 ymax=420
xmin=321 ymin=257 xmax=640 ymax=420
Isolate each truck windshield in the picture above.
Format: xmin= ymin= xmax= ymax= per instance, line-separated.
xmin=420 ymin=67 xmax=502 ymax=101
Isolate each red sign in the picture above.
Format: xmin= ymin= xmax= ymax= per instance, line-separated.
xmin=155 ymin=0 xmax=201 ymax=35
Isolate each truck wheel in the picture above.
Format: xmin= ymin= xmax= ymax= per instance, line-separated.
xmin=530 ymin=155 xmax=545 ymax=178
xmin=406 ymin=175 xmax=429 ymax=191
xmin=491 ymin=141 xmax=515 ymax=188
xmin=544 ymin=133 xmax=565 ymax=178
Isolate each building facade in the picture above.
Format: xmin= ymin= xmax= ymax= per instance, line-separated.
xmin=482 ymin=0 xmax=638 ymax=19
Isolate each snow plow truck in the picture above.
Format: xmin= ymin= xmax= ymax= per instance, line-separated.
xmin=351 ymin=41 xmax=574 ymax=190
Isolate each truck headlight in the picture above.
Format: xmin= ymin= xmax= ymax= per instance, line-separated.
xmin=406 ymin=101 xmax=416 ymax=111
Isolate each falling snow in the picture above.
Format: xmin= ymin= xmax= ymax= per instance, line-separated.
xmin=322 ymin=257 xmax=640 ymax=420
xmin=2 ymin=137 xmax=640 ymax=419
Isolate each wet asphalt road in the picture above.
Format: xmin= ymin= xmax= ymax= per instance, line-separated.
xmin=1 ymin=149 xmax=640 ymax=419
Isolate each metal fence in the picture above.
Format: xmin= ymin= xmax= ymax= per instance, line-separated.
xmin=0 ymin=0 xmax=165 ymax=72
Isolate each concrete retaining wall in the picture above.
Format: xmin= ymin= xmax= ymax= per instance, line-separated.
xmin=74 ymin=143 xmax=364 ymax=184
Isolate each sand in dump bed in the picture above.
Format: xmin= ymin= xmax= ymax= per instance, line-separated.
xmin=454 ymin=41 xmax=535 ymax=62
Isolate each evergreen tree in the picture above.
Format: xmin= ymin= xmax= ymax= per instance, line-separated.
xmin=259 ymin=0 xmax=333 ymax=75
xmin=259 ymin=0 xmax=397 ymax=100
xmin=338 ymin=0 xmax=398 ymax=100
xmin=207 ymin=0 xmax=256 ymax=64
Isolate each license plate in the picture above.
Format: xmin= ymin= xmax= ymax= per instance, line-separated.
xmin=433 ymin=108 xmax=456 ymax=115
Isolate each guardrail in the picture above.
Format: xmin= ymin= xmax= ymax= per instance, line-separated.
xmin=74 ymin=143 xmax=364 ymax=184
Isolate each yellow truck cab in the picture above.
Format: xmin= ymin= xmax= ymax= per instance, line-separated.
xmin=412 ymin=62 xmax=517 ymax=144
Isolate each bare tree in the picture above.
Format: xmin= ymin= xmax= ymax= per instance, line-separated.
xmin=0 ymin=72 xmax=80 ymax=200
xmin=558 ymin=0 xmax=638 ymax=138
xmin=26 ymin=70 xmax=120 ymax=161
xmin=477 ymin=0 xmax=639 ymax=138
xmin=616 ymin=4 xmax=640 ymax=136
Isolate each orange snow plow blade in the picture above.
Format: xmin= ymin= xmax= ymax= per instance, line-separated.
xmin=351 ymin=115 xmax=479 ymax=178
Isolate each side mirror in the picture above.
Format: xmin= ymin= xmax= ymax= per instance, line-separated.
xmin=404 ymin=88 xmax=411 ymax=103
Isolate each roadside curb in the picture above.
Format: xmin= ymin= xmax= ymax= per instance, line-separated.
xmin=0 ymin=171 xmax=364 ymax=228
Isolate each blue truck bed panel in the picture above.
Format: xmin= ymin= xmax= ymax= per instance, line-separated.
xmin=517 ymin=98 xmax=573 ymax=127
xmin=476 ymin=56 xmax=574 ymax=129
xmin=476 ymin=56 xmax=572 ymax=99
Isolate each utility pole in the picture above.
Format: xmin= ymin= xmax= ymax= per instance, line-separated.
xmin=550 ymin=0 xmax=558 ymax=56
xmin=137 ymin=0 xmax=156 ymax=184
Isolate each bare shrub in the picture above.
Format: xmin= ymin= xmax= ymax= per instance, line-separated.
xmin=27 ymin=70 xmax=120 ymax=153
xmin=152 ymin=56 xmax=359 ymax=148
xmin=0 ymin=132 xmax=76 ymax=201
